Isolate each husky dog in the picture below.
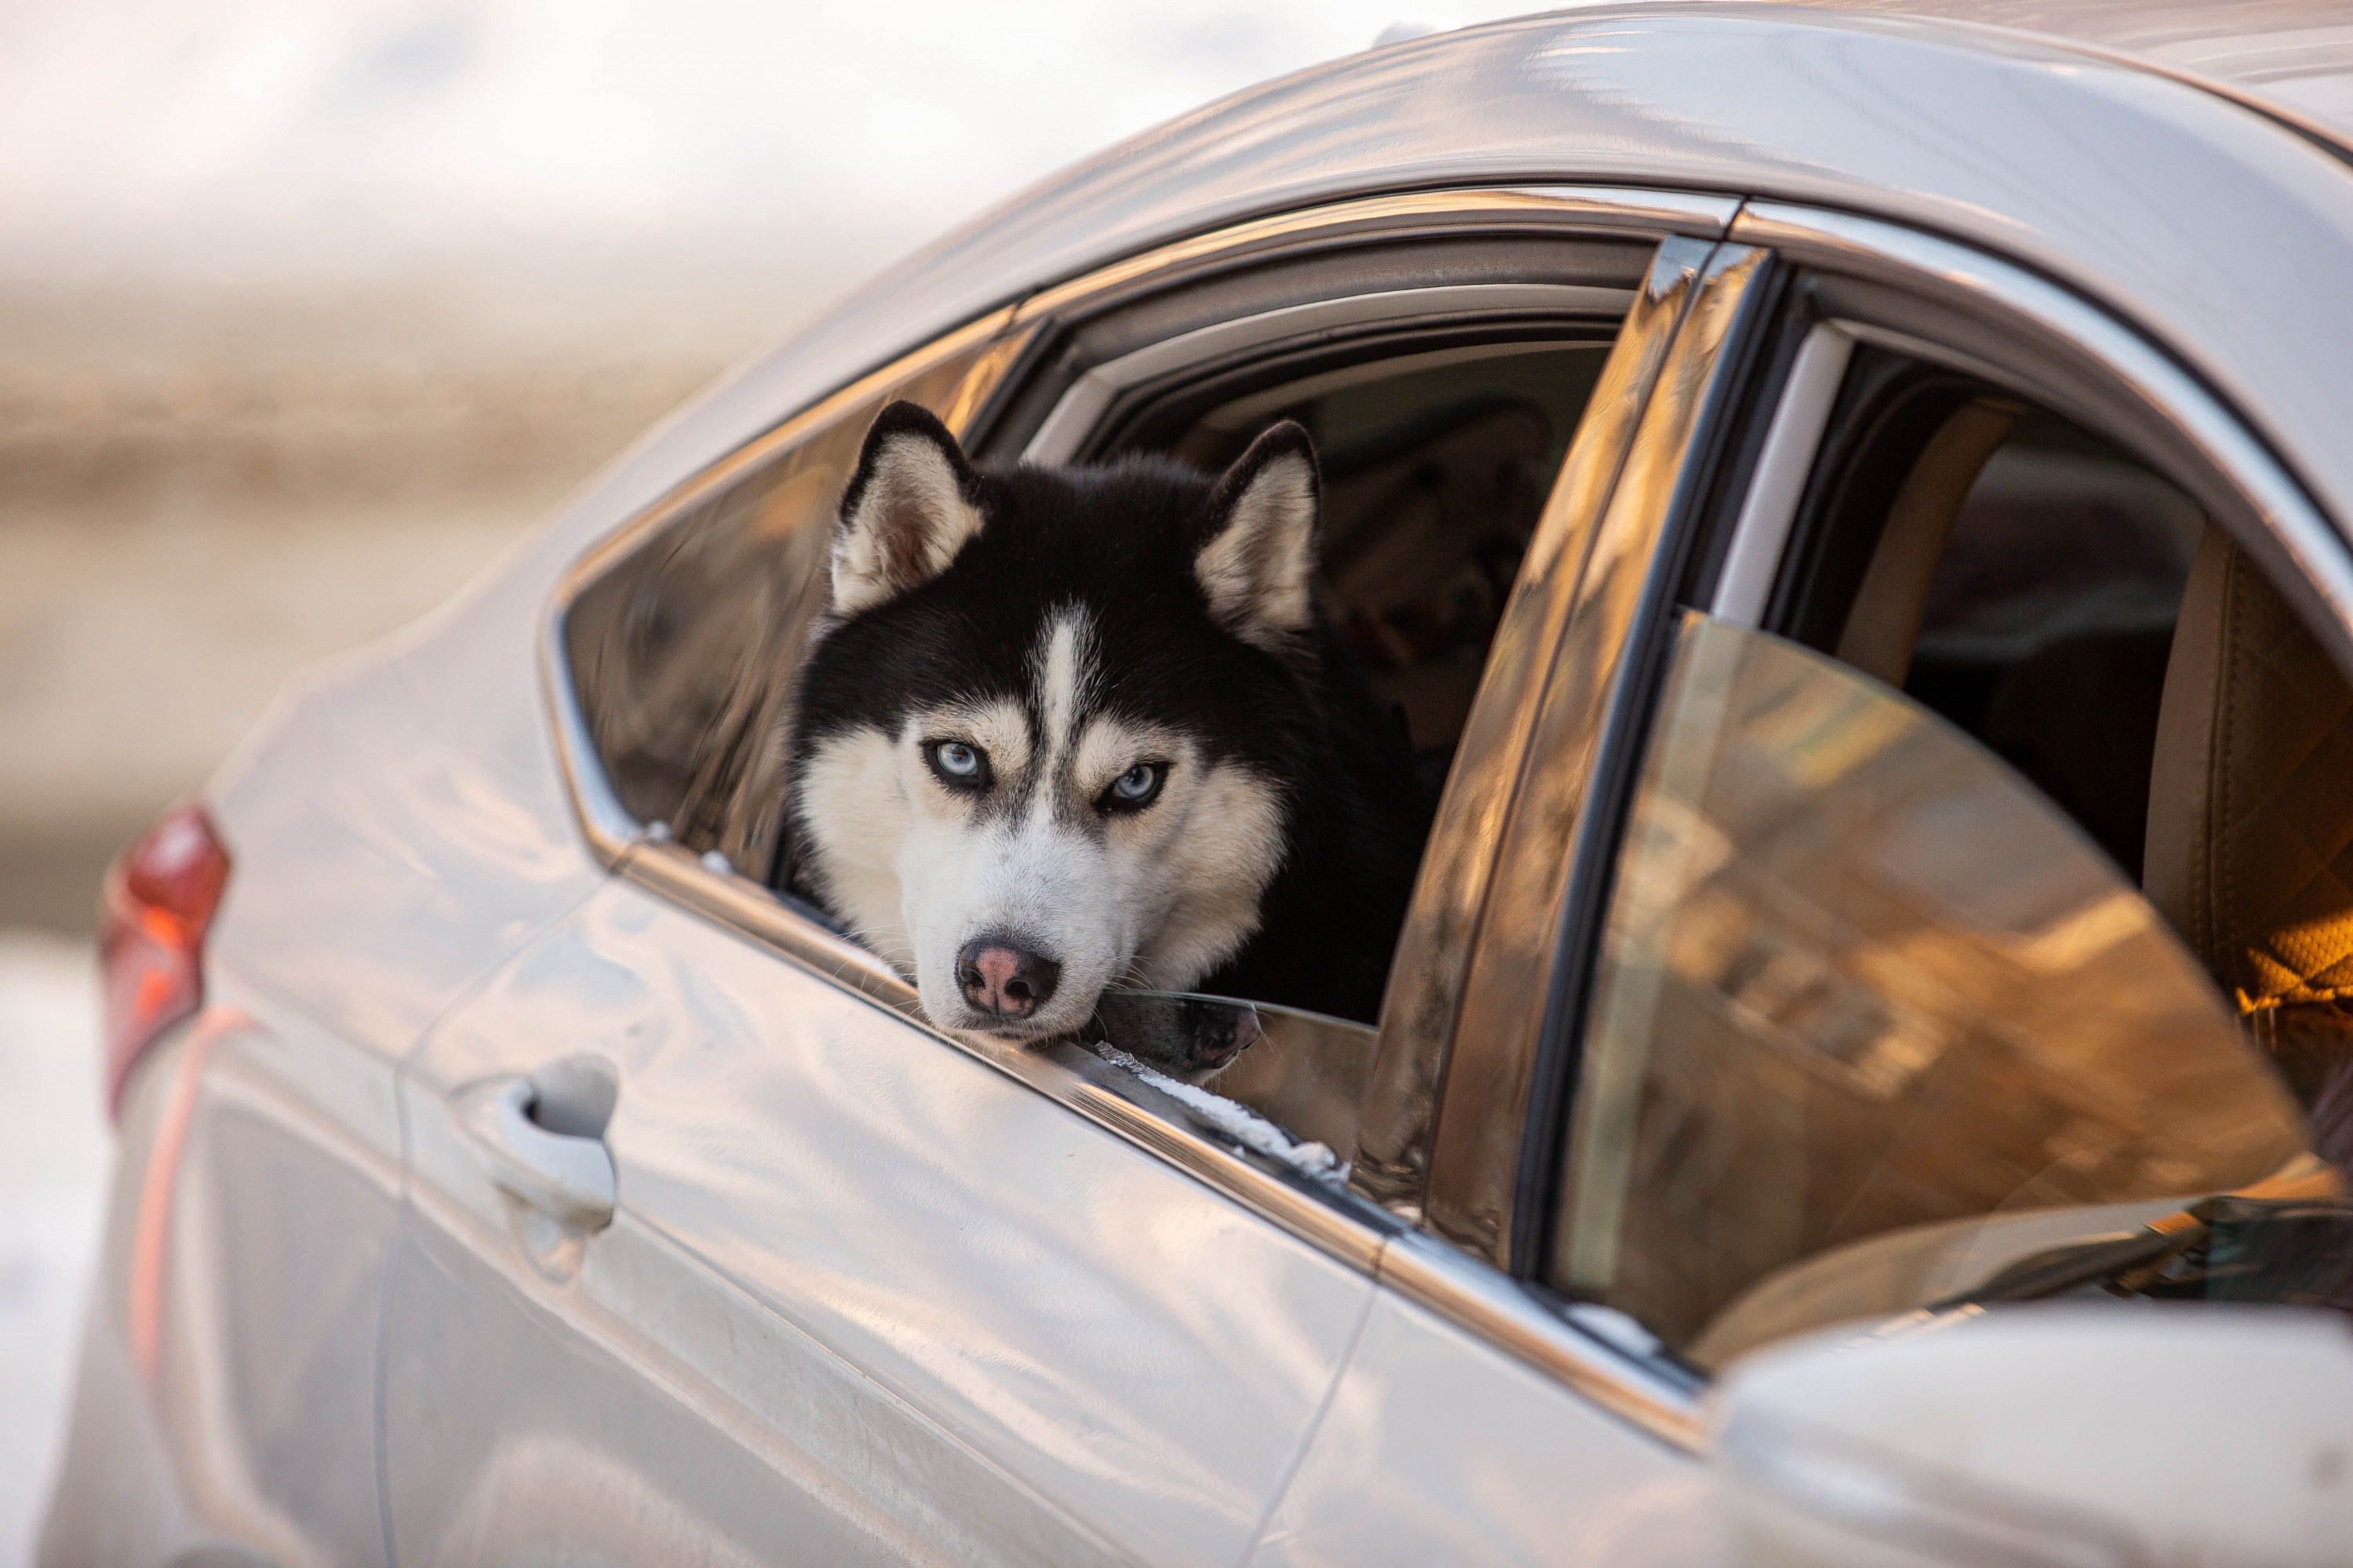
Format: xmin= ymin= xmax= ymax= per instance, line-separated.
xmin=775 ymin=401 xmax=1426 ymax=1053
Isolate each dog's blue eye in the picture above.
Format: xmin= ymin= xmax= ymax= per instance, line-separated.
xmin=1113 ymin=764 xmax=1160 ymax=802
xmin=934 ymin=741 xmax=981 ymax=778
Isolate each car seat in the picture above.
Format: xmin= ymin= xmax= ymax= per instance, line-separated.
xmin=2145 ymin=524 xmax=2353 ymax=1165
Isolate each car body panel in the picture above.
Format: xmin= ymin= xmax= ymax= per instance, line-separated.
xmin=385 ymin=1210 xmax=1095 ymax=1567
xmin=388 ymin=879 xmax=1379 ymax=1565
xmin=40 ymin=1028 xmax=211 ymax=1568
xmin=1246 ymin=1289 xmax=1715 ymax=1567
xmin=1818 ymin=0 xmax=2353 ymax=140
xmin=42 ymin=1004 xmax=397 ymax=1568
xmin=158 ymin=1015 xmax=395 ymax=1567
xmin=206 ymin=565 xmax=607 ymax=1060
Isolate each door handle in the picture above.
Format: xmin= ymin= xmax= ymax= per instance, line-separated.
xmin=453 ymin=1055 xmax=619 ymax=1232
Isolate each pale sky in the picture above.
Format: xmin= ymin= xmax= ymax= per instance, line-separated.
xmin=0 ymin=0 xmax=1563 ymax=326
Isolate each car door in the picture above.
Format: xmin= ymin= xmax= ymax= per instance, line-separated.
xmin=1255 ymin=206 xmax=2353 ymax=1563
xmin=381 ymin=189 xmax=1742 ymax=1563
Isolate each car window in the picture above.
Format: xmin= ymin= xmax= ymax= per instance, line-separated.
xmin=1068 ymin=336 xmax=1615 ymax=1153
xmin=545 ymin=211 xmax=1656 ymax=1203
xmin=1552 ymin=610 xmax=2314 ymax=1367
xmin=1116 ymin=340 xmax=1612 ymax=819
xmin=1773 ymin=371 xmax=2205 ymax=882
xmin=1550 ymin=364 xmax=2353 ymax=1369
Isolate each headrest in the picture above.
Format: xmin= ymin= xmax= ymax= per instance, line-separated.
xmin=2145 ymin=523 xmax=2353 ymax=1108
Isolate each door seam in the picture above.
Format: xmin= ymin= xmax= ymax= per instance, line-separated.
xmin=1234 ymin=1267 xmax=1383 ymax=1568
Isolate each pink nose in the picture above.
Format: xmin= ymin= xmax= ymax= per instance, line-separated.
xmin=956 ymin=937 xmax=1062 ymax=1019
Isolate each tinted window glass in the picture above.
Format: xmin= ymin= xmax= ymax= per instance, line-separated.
xmin=1898 ymin=411 xmax=2203 ymax=879
xmin=1785 ymin=376 xmax=2205 ymax=882
xmin=563 ymin=343 xmax=996 ymax=869
xmin=1550 ymin=613 xmax=2312 ymax=1369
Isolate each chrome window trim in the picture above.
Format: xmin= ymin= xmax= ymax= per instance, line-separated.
xmin=1728 ymin=202 xmax=2353 ymax=649
xmin=1021 ymin=282 xmax=1635 ymax=464
xmin=1006 ymin=185 xmax=1739 ymax=327
xmin=538 ymin=184 xmax=1743 ymax=1457
xmin=1709 ymin=322 xmax=1853 ymax=628
xmin=540 ymin=613 xmax=642 ymax=868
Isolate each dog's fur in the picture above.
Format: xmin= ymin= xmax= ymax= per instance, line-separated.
xmin=774 ymin=401 xmax=1426 ymax=1045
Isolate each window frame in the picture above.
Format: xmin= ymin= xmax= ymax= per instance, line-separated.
xmin=540 ymin=185 xmax=1747 ymax=1453
xmin=1415 ymin=239 xmax=1779 ymax=1269
xmin=1503 ymin=203 xmax=2353 ymax=1377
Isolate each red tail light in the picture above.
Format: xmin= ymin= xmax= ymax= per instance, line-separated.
xmin=100 ymin=803 xmax=231 ymax=1121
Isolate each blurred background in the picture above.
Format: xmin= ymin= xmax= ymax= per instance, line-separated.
xmin=0 ymin=0 xmax=1550 ymax=1555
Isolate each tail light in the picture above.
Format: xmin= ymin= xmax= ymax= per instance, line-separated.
xmin=100 ymin=803 xmax=231 ymax=1121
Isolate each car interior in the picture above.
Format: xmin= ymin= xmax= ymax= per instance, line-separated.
xmin=1785 ymin=353 xmax=2353 ymax=1139
xmin=1771 ymin=355 xmax=2208 ymax=881
xmin=1554 ymin=343 xmax=2353 ymax=1370
xmin=1069 ymin=333 xmax=1615 ymax=1154
xmin=1112 ymin=339 xmax=1610 ymax=825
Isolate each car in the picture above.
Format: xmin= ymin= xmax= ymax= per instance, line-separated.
xmin=42 ymin=2 xmax=2353 ymax=1563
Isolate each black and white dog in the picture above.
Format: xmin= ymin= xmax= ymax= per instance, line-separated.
xmin=776 ymin=401 xmax=1426 ymax=1056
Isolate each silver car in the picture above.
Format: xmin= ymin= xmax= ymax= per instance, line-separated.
xmin=44 ymin=3 xmax=2353 ymax=1563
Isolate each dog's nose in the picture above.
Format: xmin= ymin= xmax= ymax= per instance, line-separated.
xmin=956 ymin=937 xmax=1062 ymax=1019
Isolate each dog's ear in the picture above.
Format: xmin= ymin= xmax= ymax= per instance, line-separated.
xmin=1196 ymin=421 xmax=1320 ymax=652
xmin=832 ymin=402 xmax=985 ymax=617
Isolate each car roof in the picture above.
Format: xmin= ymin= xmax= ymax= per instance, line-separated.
xmin=517 ymin=2 xmax=2353 ymax=595
xmin=1791 ymin=0 xmax=2353 ymax=147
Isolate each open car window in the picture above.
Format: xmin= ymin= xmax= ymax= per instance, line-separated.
xmin=1118 ymin=340 xmax=1609 ymax=803
xmin=551 ymin=209 xmax=1679 ymax=1208
xmin=1061 ymin=335 xmax=1617 ymax=1149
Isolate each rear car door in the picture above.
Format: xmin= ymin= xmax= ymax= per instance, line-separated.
xmin=381 ymin=189 xmax=1742 ymax=1563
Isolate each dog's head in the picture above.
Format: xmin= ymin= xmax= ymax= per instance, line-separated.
xmin=785 ymin=402 xmax=1323 ymax=1040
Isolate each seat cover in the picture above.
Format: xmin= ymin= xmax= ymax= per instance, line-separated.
xmin=2146 ymin=523 xmax=2353 ymax=1144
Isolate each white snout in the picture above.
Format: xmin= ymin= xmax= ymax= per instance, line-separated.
xmin=903 ymin=815 xmax=1136 ymax=1038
